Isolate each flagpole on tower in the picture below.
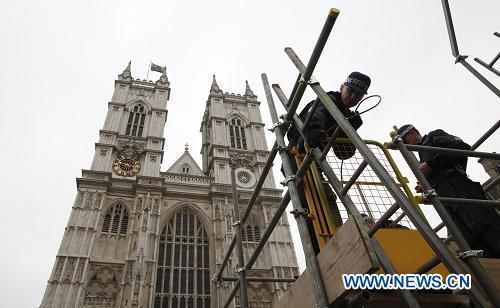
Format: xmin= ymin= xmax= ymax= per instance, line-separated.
xmin=146 ymin=60 xmax=151 ymax=80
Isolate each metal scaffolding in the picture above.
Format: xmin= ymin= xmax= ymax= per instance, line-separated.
xmin=214 ymin=7 xmax=500 ymax=308
xmin=441 ymin=0 xmax=500 ymax=98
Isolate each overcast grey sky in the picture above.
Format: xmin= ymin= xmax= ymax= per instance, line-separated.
xmin=1 ymin=0 xmax=499 ymax=306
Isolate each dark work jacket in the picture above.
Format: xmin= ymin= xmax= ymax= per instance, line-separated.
xmin=418 ymin=129 xmax=470 ymax=185
xmin=418 ymin=129 xmax=500 ymax=257
xmin=286 ymin=91 xmax=363 ymax=146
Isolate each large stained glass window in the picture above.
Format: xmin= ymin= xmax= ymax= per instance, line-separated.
xmin=154 ymin=210 xmax=210 ymax=308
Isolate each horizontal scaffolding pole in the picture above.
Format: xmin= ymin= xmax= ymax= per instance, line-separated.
xmin=221 ymin=276 xmax=297 ymax=283
xmin=387 ymin=143 xmax=500 ymax=160
xmin=474 ymin=56 xmax=500 ymax=77
xmin=437 ymin=197 xmax=500 ymax=209
xmin=484 ymin=175 xmax=500 ymax=192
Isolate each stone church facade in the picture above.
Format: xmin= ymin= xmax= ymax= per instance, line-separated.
xmin=40 ymin=63 xmax=299 ymax=308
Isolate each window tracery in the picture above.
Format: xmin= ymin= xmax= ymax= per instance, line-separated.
xmin=242 ymin=223 xmax=261 ymax=243
xmin=102 ymin=204 xmax=128 ymax=236
xmin=154 ymin=210 xmax=211 ymax=308
xmin=229 ymin=118 xmax=247 ymax=150
xmin=126 ymin=104 xmax=146 ymax=137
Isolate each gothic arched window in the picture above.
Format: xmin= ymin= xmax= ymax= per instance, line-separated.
xmin=181 ymin=164 xmax=191 ymax=174
xmin=125 ymin=104 xmax=146 ymax=137
xmin=254 ymin=226 xmax=261 ymax=242
xmin=102 ymin=204 xmax=128 ymax=236
xmin=242 ymin=224 xmax=260 ymax=243
xmin=229 ymin=118 xmax=247 ymax=150
xmin=154 ymin=210 xmax=210 ymax=308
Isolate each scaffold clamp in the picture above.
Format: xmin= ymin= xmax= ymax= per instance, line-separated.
xmin=423 ymin=189 xmax=437 ymax=200
xmin=276 ymin=145 xmax=289 ymax=153
xmin=458 ymin=250 xmax=483 ymax=259
xmin=280 ymin=175 xmax=296 ymax=186
xmin=232 ymin=220 xmax=241 ymax=227
xmin=212 ymin=274 xmax=219 ymax=282
xmin=391 ymin=135 xmax=403 ymax=144
xmin=454 ymin=54 xmax=468 ymax=64
xmin=236 ymin=267 xmax=246 ymax=273
xmin=290 ymin=208 xmax=309 ymax=218
xmin=269 ymin=119 xmax=291 ymax=132
xmin=269 ymin=121 xmax=283 ymax=132
xmin=299 ymin=75 xmax=320 ymax=86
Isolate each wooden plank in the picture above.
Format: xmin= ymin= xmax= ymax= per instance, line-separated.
xmin=319 ymin=215 xmax=379 ymax=303
xmin=449 ymin=240 xmax=500 ymax=291
xmin=274 ymin=217 xmax=379 ymax=308
xmin=479 ymin=259 xmax=500 ymax=291
xmin=273 ymin=271 xmax=315 ymax=308
xmin=367 ymin=293 xmax=470 ymax=308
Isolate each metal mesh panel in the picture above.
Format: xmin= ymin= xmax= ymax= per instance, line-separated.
xmin=326 ymin=141 xmax=414 ymax=229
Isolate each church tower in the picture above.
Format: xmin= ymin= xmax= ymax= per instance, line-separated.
xmin=40 ymin=62 xmax=171 ymax=308
xmin=200 ymin=76 xmax=299 ymax=306
xmin=40 ymin=64 xmax=299 ymax=308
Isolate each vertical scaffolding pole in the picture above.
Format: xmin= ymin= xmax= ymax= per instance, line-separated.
xmin=262 ymin=73 xmax=329 ymax=308
xmin=230 ymin=167 xmax=248 ymax=308
xmin=283 ymin=8 xmax=340 ymax=122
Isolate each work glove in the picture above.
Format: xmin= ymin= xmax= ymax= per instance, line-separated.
xmin=307 ymin=128 xmax=326 ymax=149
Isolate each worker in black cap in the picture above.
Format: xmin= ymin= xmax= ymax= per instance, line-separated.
xmin=397 ymin=124 xmax=500 ymax=257
xmin=287 ymin=71 xmax=371 ymax=155
xmin=284 ymin=72 xmax=371 ymax=253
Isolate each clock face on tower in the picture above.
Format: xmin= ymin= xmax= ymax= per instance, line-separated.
xmin=113 ymin=157 xmax=141 ymax=177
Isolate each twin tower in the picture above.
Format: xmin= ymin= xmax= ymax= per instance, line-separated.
xmin=40 ymin=62 xmax=299 ymax=308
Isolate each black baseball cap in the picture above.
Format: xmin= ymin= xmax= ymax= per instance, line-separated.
xmin=397 ymin=124 xmax=416 ymax=139
xmin=344 ymin=71 xmax=371 ymax=94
